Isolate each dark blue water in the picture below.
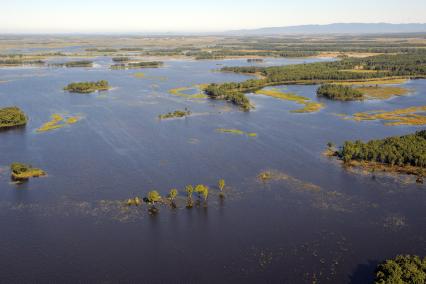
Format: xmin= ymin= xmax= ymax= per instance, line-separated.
xmin=0 ymin=57 xmax=425 ymax=283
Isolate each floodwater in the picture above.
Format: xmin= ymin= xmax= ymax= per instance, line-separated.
xmin=0 ymin=57 xmax=425 ymax=283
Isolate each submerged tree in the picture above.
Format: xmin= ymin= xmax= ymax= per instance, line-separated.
xmin=168 ymin=188 xmax=178 ymax=208
xmin=195 ymin=184 xmax=209 ymax=206
xmin=185 ymin=185 xmax=194 ymax=208
xmin=147 ymin=190 xmax=162 ymax=214
xmin=218 ymin=179 xmax=225 ymax=197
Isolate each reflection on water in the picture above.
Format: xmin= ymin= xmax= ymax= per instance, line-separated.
xmin=0 ymin=57 xmax=425 ymax=283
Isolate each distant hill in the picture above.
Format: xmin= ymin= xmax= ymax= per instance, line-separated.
xmin=227 ymin=23 xmax=426 ymax=35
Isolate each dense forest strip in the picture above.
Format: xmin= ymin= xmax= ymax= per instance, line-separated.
xmin=205 ymin=51 xmax=426 ymax=109
xmin=333 ymin=130 xmax=426 ymax=177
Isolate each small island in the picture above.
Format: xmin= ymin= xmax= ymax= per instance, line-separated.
xmin=247 ymin=58 xmax=264 ymax=63
xmin=0 ymin=107 xmax=27 ymax=130
xmin=112 ymin=57 xmax=130 ymax=62
xmin=317 ymin=84 xmax=364 ymax=101
xmin=10 ymin=162 xmax=46 ymax=181
xmin=159 ymin=109 xmax=191 ymax=120
xmin=111 ymin=61 xmax=163 ymax=69
xmin=330 ymin=130 xmax=426 ymax=179
xmin=52 ymin=60 xmax=93 ymax=68
xmin=64 ymin=80 xmax=110 ymax=94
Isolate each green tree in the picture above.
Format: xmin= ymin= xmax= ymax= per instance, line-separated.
xmin=168 ymin=188 xmax=178 ymax=201
xmin=375 ymin=255 xmax=426 ymax=284
xmin=147 ymin=190 xmax=162 ymax=204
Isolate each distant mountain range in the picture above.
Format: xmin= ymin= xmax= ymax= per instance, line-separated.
xmin=227 ymin=23 xmax=426 ymax=35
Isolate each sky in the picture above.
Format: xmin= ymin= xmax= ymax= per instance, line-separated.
xmin=1 ymin=0 xmax=425 ymax=33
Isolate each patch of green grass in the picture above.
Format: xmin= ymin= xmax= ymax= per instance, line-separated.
xmin=64 ymin=80 xmax=110 ymax=94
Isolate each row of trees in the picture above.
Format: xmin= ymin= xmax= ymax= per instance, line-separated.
xmin=338 ymin=130 xmax=426 ymax=168
xmin=126 ymin=179 xmax=226 ymax=213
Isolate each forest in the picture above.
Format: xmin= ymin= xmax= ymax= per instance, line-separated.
xmin=317 ymin=84 xmax=364 ymax=101
xmin=337 ymin=130 xmax=426 ymax=168
xmin=0 ymin=107 xmax=27 ymax=129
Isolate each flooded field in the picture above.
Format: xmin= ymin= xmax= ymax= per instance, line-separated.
xmin=0 ymin=56 xmax=425 ymax=283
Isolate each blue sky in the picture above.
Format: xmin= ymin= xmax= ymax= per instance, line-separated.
xmin=1 ymin=0 xmax=425 ymax=33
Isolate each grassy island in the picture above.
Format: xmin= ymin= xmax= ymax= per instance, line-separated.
xmin=334 ymin=130 xmax=426 ymax=177
xmin=255 ymin=89 xmax=324 ymax=113
xmin=375 ymin=255 xmax=426 ymax=284
xmin=64 ymin=80 xmax=110 ymax=93
xmin=0 ymin=107 xmax=27 ymax=129
xmin=10 ymin=162 xmax=46 ymax=181
xmin=111 ymin=61 xmax=163 ymax=69
xmin=159 ymin=109 xmax=191 ymax=120
xmin=52 ymin=60 xmax=93 ymax=68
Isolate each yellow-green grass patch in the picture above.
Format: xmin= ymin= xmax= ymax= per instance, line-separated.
xmin=255 ymin=88 xmax=324 ymax=113
xmin=169 ymin=85 xmax=208 ymax=99
xmin=350 ymin=106 xmax=426 ymax=126
xmin=37 ymin=114 xmax=80 ymax=132
xmin=355 ymin=86 xmax=410 ymax=100
xmin=216 ymin=128 xmax=257 ymax=137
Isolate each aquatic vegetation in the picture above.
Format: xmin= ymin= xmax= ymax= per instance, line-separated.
xmin=133 ymin=72 xmax=145 ymax=78
xmin=375 ymin=255 xmax=426 ymax=284
xmin=351 ymin=106 xmax=426 ymax=126
xmin=37 ymin=114 xmax=80 ymax=133
xmin=10 ymin=162 xmax=46 ymax=181
xmin=126 ymin=197 xmax=142 ymax=206
xmin=0 ymin=107 xmax=27 ymax=129
xmin=255 ymin=89 xmax=324 ymax=113
xmin=216 ymin=128 xmax=257 ymax=137
xmin=64 ymin=80 xmax=110 ymax=94
xmin=168 ymin=85 xmax=208 ymax=99
xmin=0 ymin=59 xmax=45 ymax=66
xmin=335 ymin=130 xmax=426 ymax=176
xmin=158 ymin=109 xmax=191 ymax=120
